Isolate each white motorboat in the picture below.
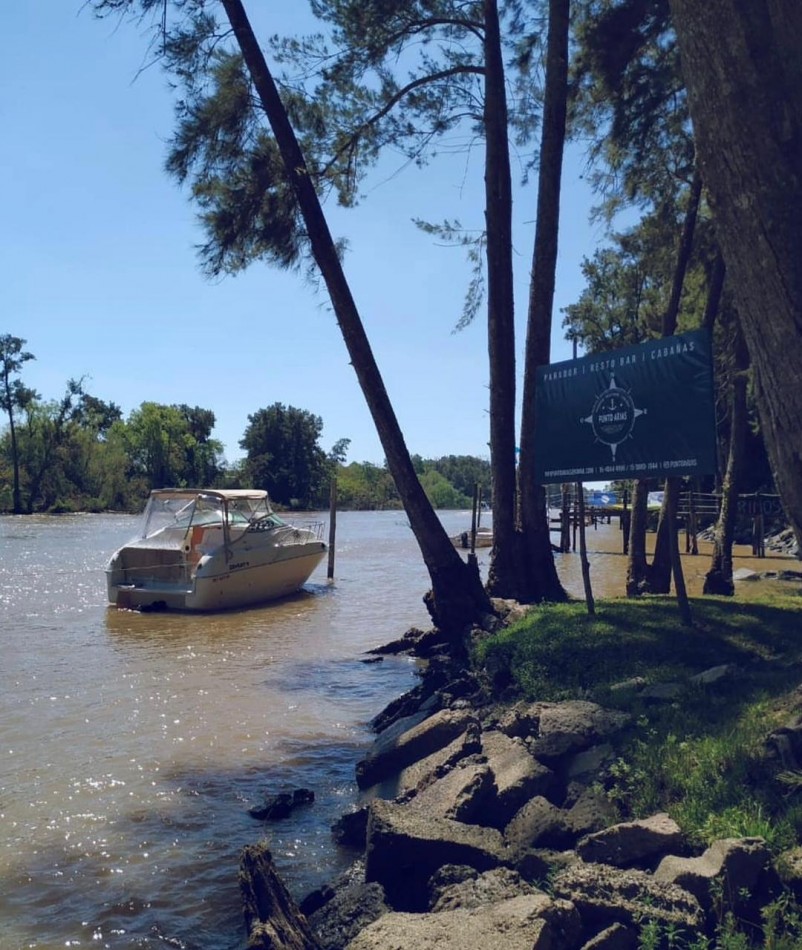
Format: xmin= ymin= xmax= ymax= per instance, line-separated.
xmin=451 ymin=525 xmax=494 ymax=549
xmin=106 ymin=488 xmax=327 ymax=611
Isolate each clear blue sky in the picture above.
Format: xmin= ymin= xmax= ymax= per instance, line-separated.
xmin=4 ymin=2 xmax=611 ymax=468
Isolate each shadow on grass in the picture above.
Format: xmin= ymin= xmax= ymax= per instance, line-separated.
xmin=476 ymin=594 xmax=802 ymax=722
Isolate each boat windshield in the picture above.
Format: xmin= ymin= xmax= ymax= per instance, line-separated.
xmin=137 ymin=492 xmax=277 ymax=540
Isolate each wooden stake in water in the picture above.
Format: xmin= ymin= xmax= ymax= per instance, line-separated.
xmin=327 ymin=478 xmax=337 ymax=580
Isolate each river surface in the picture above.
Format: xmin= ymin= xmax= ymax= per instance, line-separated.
xmin=1 ymin=510 xmax=794 ymax=949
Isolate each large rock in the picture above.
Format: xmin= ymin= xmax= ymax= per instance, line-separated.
xmin=428 ymin=865 xmax=536 ymax=912
xmin=356 ymin=708 xmax=479 ymax=790
xmin=529 ymin=702 xmax=631 ymax=762
xmin=402 ymin=757 xmax=496 ymax=823
xmin=565 ymin=787 xmax=620 ymax=839
xmin=654 ymin=837 xmax=772 ymax=908
xmin=344 ymin=894 xmax=582 ymax=950
xmin=551 ymin=862 xmax=704 ymax=932
xmin=308 ymin=881 xmax=389 ymax=950
xmin=364 ymin=798 xmax=506 ymax=911
xmin=392 ymin=725 xmax=482 ymax=800
xmin=576 ymin=813 xmax=685 ymax=868
xmin=496 ymin=701 xmax=630 ymax=763
xmin=505 ymin=796 xmax=574 ymax=857
xmin=239 ymin=842 xmax=321 ymax=949
xmin=480 ymin=729 xmax=556 ymax=827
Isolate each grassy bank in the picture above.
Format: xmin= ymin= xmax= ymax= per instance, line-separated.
xmin=474 ymin=589 xmax=802 ymax=853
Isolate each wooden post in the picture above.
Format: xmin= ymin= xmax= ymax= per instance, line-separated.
xmin=576 ymin=482 xmax=595 ymax=616
xmin=561 ymin=484 xmax=571 ymax=553
xmin=572 ymin=490 xmax=578 ymax=552
xmin=621 ymin=488 xmax=630 ymax=555
xmin=470 ymin=483 xmax=480 ymax=555
xmin=327 ymin=477 xmax=337 ymax=580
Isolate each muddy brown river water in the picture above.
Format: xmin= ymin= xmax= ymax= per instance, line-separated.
xmin=1 ymin=511 xmax=795 ymax=948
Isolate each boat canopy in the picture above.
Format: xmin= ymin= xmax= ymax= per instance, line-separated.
xmin=133 ymin=489 xmax=282 ymax=543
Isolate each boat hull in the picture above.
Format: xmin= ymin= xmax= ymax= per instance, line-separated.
xmin=108 ymin=545 xmax=326 ymax=612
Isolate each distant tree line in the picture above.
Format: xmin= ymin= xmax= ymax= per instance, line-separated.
xmin=0 ymin=335 xmax=489 ymax=514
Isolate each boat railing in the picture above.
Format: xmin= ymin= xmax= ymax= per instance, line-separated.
xmin=264 ymin=521 xmax=326 ymax=545
xmin=115 ymin=545 xmax=192 ymax=588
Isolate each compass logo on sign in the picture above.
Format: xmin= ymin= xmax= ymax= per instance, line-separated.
xmin=581 ymin=374 xmax=647 ymax=460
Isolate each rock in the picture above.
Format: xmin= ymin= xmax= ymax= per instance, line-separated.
xmin=513 ymin=847 xmax=579 ymax=883
xmin=565 ymin=743 xmax=616 ymax=783
xmin=368 ymin=627 xmax=428 ymax=655
xmin=308 ymin=881 xmax=389 ymax=950
xmin=505 ymin=795 xmax=574 ymax=857
xmin=654 ymin=837 xmax=772 ymax=908
xmin=639 ymin=683 xmax=684 ymax=702
xmin=248 ymin=788 xmax=315 ymax=820
xmin=776 ymin=845 xmax=802 ymax=901
xmin=239 ymin=841 xmax=321 ymax=949
xmin=343 ymin=894 xmax=582 ymax=950
xmin=370 ymin=682 xmax=441 ymax=734
xmin=733 ymin=568 xmax=760 ymax=581
xmin=364 ymin=798 xmax=506 ymax=911
xmin=551 ymin=862 xmax=704 ymax=932
xmin=565 ymin=787 xmax=620 ymax=839
xmin=332 ymin=806 xmax=370 ymax=849
xmin=527 ymin=702 xmax=631 ymax=762
xmin=688 ymin=664 xmax=738 ymax=686
xmin=480 ymin=729 xmax=556 ymax=827
xmin=300 ymin=860 xmax=366 ymax=918
xmin=391 ymin=722 xmax=482 ymax=800
xmin=429 ymin=866 xmax=535 ymax=912
xmin=576 ymin=813 xmax=685 ymax=868
xmin=766 ymin=715 xmax=802 ymax=769
xmin=356 ymin=707 xmax=479 ymax=790
xmin=402 ymin=756 xmax=496 ymax=823
xmin=580 ymin=922 xmax=637 ymax=949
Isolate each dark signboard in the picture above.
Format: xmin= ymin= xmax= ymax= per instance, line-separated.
xmin=736 ymin=495 xmax=784 ymax=517
xmin=534 ymin=329 xmax=717 ymax=484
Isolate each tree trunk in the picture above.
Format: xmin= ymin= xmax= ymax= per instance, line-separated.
xmin=240 ymin=841 xmax=321 ymax=949
xmin=669 ymin=0 xmax=802 ymax=551
xmin=483 ymin=0 xmax=519 ymax=598
xmin=642 ymin=168 xmax=703 ymax=593
xmin=516 ymin=0 xmax=570 ymax=603
xmin=626 ymin=479 xmax=650 ymax=595
xmin=220 ymin=0 xmax=492 ymax=638
xmin=704 ymin=316 xmax=749 ymax=595
xmin=646 ymin=476 xmax=681 ymax=594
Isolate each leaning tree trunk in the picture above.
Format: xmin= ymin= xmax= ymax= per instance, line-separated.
xmin=516 ymin=0 xmax=570 ymax=603
xmin=704 ymin=311 xmax=749 ymax=595
xmin=221 ymin=0 xmax=492 ymax=639
xmin=645 ymin=169 xmax=703 ymax=593
xmin=669 ymin=0 xmax=802 ymax=552
xmin=483 ymin=0 xmax=520 ymax=599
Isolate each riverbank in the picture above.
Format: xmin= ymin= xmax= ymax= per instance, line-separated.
xmin=241 ymin=582 xmax=802 ymax=948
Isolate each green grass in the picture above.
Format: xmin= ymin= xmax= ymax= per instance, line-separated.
xmin=474 ymin=591 xmax=802 ymax=944
xmin=473 ymin=592 xmax=802 ymax=851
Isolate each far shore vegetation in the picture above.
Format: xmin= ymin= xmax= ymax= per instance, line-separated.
xmin=0 ymin=348 xmax=492 ymax=515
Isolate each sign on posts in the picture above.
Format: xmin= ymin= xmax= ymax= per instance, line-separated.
xmin=534 ymin=329 xmax=717 ymax=484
